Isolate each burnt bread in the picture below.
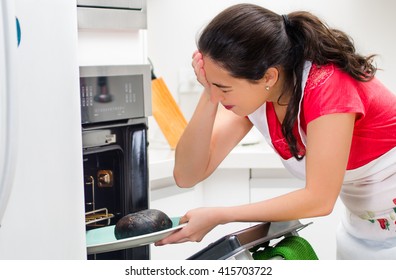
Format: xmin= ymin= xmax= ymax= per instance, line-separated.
xmin=114 ymin=209 xmax=173 ymax=239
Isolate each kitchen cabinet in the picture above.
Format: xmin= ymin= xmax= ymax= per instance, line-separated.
xmin=149 ymin=168 xmax=252 ymax=260
xmin=0 ymin=0 xmax=87 ymax=259
xmin=149 ymin=178 xmax=205 ymax=260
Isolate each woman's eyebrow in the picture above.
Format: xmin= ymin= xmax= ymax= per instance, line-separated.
xmin=212 ymin=82 xmax=232 ymax=89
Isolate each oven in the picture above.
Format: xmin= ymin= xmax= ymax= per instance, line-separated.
xmin=79 ymin=65 xmax=151 ymax=260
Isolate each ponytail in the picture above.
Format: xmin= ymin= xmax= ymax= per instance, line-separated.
xmin=281 ymin=11 xmax=376 ymax=159
xmin=287 ymin=11 xmax=376 ymax=81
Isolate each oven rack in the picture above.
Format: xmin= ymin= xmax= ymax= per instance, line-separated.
xmin=85 ymin=208 xmax=114 ymax=226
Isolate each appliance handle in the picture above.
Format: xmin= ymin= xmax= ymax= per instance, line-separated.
xmin=0 ymin=1 xmax=18 ymax=227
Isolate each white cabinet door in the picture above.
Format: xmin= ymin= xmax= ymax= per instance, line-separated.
xmin=149 ymin=168 xmax=252 ymax=260
xmin=250 ymin=169 xmax=342 ymax=260
xmin=0 ymin=0 xmax=87 ymax=259
xmin=0 ymin=0 xmax=18 ymax=229
xmin=150 ymin=180 xmax=205 ymax=259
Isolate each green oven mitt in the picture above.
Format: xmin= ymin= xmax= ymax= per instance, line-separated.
xmin=252 ymin=235 xmax=319 ymax=260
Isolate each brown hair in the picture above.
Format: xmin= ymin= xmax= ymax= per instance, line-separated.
xmin=198 ymin=3 xmax=376 ymax=159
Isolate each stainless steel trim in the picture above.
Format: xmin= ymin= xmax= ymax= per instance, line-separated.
xmin=77 ymin=0 xmax=146 ymax=30
xmin=77 ymin=0 xmax=143 ymax=9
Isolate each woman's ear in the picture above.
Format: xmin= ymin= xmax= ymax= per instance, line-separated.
xmin=263 ymin=67 xmax=279 ymax=87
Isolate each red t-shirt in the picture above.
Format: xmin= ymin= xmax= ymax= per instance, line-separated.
xmin=267 ymin=64 xmax=396 ymax=170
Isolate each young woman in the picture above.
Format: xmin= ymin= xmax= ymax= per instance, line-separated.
xmin=155 ymin=3 xmax=396 ymax=259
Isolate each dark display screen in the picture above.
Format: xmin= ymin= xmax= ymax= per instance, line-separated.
xmin=80 ymin=75 xmax=145 ymax=124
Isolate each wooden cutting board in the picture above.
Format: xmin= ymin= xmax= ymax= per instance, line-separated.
xmin=152 ymin=77 xmax=187 ymax=149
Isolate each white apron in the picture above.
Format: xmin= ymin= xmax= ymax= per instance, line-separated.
xmin=248 ymin=61 xmax=396 ymax=259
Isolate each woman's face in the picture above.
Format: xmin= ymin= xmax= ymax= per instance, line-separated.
xmin=203 ymin=56 xmax=272 ymax=116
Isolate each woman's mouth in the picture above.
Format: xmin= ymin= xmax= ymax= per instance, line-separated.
xmin=223 ymin=105 xmax=234 ymax=110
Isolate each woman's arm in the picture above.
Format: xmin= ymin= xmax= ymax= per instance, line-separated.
xmin=173 ymin=52 xmax=253 ymax=188
xmin=225 ymin=112 xmax=356 ymax=222
xmin=174 ymin=93 xmax=253 ymax=188
xmin=157 ymin=112 xmax=355 ymax=245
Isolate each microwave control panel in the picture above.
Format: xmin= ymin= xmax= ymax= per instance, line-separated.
xmin=79 ymin=65 xmax=151 ymax=125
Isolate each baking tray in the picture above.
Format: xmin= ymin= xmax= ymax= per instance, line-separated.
xmin=86 ymin=217 xmax=185 ymax=254
xmin=187 ymin=220 xmax=309 ymax=260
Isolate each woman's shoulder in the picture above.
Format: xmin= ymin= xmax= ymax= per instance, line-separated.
xmin=306 ymin=63 xmax=356 ymax=90
xmin=305 ymin=63 xmax=335 ymax=92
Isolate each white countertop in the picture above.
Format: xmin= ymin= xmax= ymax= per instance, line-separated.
xmin=148 ymin=140 xmax=283 ymax=181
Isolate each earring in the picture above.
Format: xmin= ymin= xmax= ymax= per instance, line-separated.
xmin=265 ymin=86 xmax=270 ymax=91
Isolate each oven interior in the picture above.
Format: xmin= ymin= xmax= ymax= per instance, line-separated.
xmin=83 ymin=123 xmax=149 ymax=260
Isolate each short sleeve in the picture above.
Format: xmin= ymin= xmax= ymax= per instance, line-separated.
xmin=302 ymin=64 xmax=366 ymax=125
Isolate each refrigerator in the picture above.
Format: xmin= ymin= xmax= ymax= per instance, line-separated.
xmin=0 ymin=0 xmax=87 ymax=259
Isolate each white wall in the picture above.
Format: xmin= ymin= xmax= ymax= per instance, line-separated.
xmin=146 ymin=0 xmax=396 ymax=109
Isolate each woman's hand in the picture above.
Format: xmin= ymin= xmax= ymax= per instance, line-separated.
xmin=192 ymin=50 xmax=210 ymax=89
xmin=154 ymin=207 xmax=225 ymax=246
